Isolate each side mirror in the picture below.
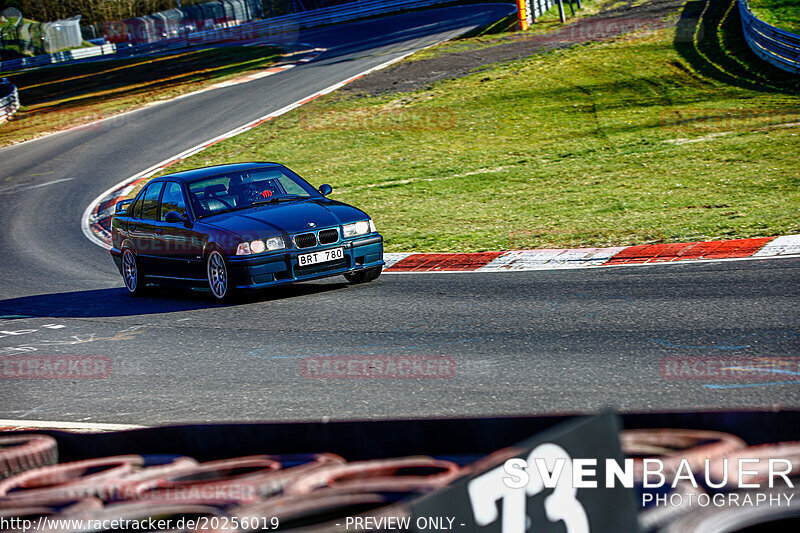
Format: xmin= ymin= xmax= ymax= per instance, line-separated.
xmin=318 ymin=184 xmax=333 ymax=196
xmin=164 ymin=211 xmax=185 ymax=223
xmin=115 ymin=199 xmax=133 ymax=214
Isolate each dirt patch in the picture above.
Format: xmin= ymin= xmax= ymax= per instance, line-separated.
xmin=344 ymin=0 xmax=687 ymax=96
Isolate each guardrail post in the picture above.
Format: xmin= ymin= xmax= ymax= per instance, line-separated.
xmin=516 ymin=0 xmax=529 ymax=30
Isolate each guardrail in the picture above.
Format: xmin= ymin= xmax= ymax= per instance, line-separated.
xmin=0 ymin=0 xmax=472 ymax=73
xmin=738 ymin=0 xmax=800 ymax=74
xmin=0 ymin=80 xmax=20 ymax=122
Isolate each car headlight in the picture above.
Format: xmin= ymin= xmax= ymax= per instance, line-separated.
xmin=265 ymin=236 xmax=285 ymax=251
xmin=236 ymin=237 xmax=285 ymax=255
xmin=343 ymin=219 xmax=374 ymax=238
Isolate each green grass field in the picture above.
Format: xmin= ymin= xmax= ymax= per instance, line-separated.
xmin=146 ymin=1 xmax=800 ymax=253
xmin=748 ymin=0 xmax=800 ymax=33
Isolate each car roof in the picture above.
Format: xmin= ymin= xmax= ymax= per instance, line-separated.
xmin=151 ymin=162 xmax=285 ymax=183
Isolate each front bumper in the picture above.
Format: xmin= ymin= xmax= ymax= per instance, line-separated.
xmin=228 ymin=234 xmax=384 ymax=289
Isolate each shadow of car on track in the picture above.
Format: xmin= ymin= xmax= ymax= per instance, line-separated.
xmin=0 ymin=281 xmax=352 ymax=318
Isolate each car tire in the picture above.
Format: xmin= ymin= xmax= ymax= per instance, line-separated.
xmin=344 ymin=266 xmax=382 ymax=285
xmin=121 ymin=248 xmax=147 ymax=297
xmin=206 ymin=249 xmax=235 ymax=302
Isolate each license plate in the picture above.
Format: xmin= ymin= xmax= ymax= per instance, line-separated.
xmin=298 ymin=247 xmax=344 ymax=266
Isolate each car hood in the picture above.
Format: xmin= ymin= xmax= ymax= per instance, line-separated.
xmin=201 ymin=199 xmax=369 ymax=239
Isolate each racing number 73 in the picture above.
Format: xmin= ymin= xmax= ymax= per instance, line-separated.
xmin=466 ymin=443 xmax=590 ymax=533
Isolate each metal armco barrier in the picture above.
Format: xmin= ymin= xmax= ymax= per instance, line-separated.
xmin=0 ymin=0 xmax=471 ymax=73
xmin=0 ymin=80 xmax=20 ymax=122
xmin=738 ymin=0 xmax=800 ymax=74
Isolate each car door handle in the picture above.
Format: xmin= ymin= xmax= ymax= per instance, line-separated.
xmin=130 ymin=225 xmax=137 ymax=232
xmin=155 ymin=228 xmax=163 ymax=234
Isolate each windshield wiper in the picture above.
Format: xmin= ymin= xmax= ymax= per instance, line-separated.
xmin=251 ymin=195 xmax=307 ymax=206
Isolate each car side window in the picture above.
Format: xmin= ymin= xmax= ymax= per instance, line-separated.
xmin=160 ymin=182 xmax=187 ymax=221
xmin=131 ymin=195 xmax=144 ymax=219
xmin=140 ymin=182 xmax=164 ymax=221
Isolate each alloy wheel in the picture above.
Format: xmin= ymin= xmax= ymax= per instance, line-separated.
xmin=207 ymin=250 xmax=228 ymax=300
xmin=122 ymin=249 xmax=138 ymax=293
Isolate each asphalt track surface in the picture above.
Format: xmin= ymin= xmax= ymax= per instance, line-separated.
xmin=0 ymin=5 xmax=799 ymax=425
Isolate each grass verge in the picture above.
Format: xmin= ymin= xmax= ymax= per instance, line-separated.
xmin=748 ymin=0 xmax=800 ymax=34
xmin=0 ymin=45 xmax=282 ymax=148
xmin=146 ymin=1 xmax=800 ymax=252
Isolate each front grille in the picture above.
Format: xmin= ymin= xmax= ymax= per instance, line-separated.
xmin=295 ymin=257 xmax=348 ymax=278
xmin=294 ymin=232 xmax=317 ymax=249
xmin=318 ymin=228 xmax=339 ymax=245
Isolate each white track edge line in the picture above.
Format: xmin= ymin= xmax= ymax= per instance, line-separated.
xmin=0 ymin=419 xmax=145 ymax=431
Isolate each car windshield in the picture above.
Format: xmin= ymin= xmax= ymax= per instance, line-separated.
xmin=187 ymin=166 xmax=317 ymax=218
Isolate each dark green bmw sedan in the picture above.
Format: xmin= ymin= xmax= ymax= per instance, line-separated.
xmin=110 ymin=162 xmax=384 ymax=301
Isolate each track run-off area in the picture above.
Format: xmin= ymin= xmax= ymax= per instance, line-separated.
xmin=0 ymin=4 xmax=798 ymax=426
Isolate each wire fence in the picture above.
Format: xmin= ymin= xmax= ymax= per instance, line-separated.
xmin=738 ymin=0 xmax=800 ymax=74
xmin=1 ymin=16 xmax=83 ymax=56
xmin=83 ymin=0 xmax=266 ymax=45
xmin=0 ymin=79 xmax=19 ymax=122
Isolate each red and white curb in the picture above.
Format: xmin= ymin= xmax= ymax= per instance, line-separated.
xmin=81 ymin=44 xmax=441 ymax=250
xmin=0 ymin=419 xmax=145 ymax=433
xmin=382 ymin=236 xmax=800 ymax=272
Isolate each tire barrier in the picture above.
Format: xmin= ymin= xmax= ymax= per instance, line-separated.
xmin=282 ymin=456 xmax=461 ymax=495
xmin=0 ymin=435 xmax=57 ymax=480
xmin=707 ymin=441 xmax=800 ymax=488
xmin=659 ymin=487 xmax=800 ymax=533
xmin=0 ymin=456 xmax=144 ymax=505
xmin=622 ymin=428 xmax=748 ymax=477
xmin=0 ymin=81 xmax=20 ymax=123
xmin=622 ymin=429 xmax=800 ymax=532
xmin=0 ymin=429 xmax=798 ymax=532
xmin=44 ymin=502 xmax=236 ymax=533
xmin=232 ymin=492 xmax=400 ymax=532
xmin=0 ymin=496 xmax=103 ymax=517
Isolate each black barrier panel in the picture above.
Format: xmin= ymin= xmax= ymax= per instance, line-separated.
xmin=5 ymin=411 xmax=800 ymax=464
